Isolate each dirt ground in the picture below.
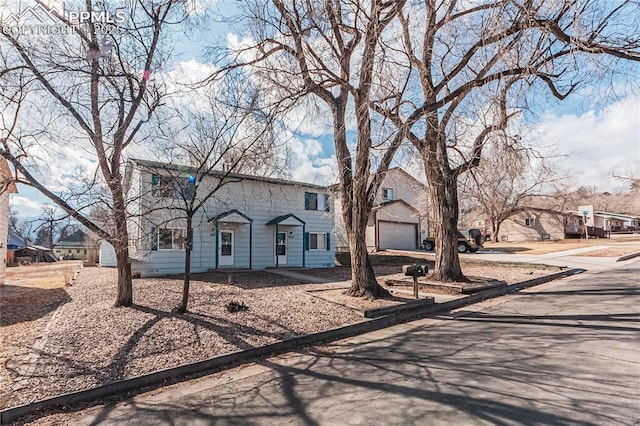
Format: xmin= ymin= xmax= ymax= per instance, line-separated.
xmin=0 ymin=260 xmax=557 ymax=412
xmin=0 ymin=261 xmax=82 ymax=408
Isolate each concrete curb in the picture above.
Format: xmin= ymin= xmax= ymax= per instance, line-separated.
xmin=616 ymin=252 xmax=640 ymax=262
xmin=0 ymin=268 xmax=584 ymax=424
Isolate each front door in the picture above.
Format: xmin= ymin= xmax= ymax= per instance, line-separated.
xmin=219 ymin=230 xmax=234 ymax=266
xmin=275 ymin=231 xmax=287 ymax=265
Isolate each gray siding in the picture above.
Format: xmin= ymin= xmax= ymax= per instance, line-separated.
xmin=101 ymin=166 xmax=335 ymax=277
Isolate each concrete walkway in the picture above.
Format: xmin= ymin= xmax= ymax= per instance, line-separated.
xmin=75 ymin=260 xmax=640 ymax=425
xmin=264 ymin=268 xmax=334 ymax=284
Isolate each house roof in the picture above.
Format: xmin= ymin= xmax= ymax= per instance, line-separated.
xmin=130 ymin=159 xmax=329 ymax=191
xmin=54 ymin=230 xmax=99 ymax=248
xmin=26 ymin=244 xmax=53 ymax=252
xmin=386 ymin=167 xmax=426 ymax=188
xmin=328 ymin=167 xmax=426 ymax=191
xmin=7 ymin=230 xmax=26 ymax=251
xmin=594 ymin=212 xmax=640 ymax=221
xmin=266 ymin=213 xmax=305 ymax=226
xmin=210 ymin=209 xmax=253 ymax=224
xmin=372 ymin=199 xmax=420 ymax=213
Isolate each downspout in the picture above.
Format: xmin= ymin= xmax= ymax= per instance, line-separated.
xmin=374 ymin=212 xmax=379 ymax=251
xmin=275 ymin=223 xmax=279 ymax=268
xmin=215 ymin=220 xmax=219 ymax=270
xmin=302 ymin=224 xmax=306 ymax=267
xmin=249 ymin=222 xmax=253 ymax=269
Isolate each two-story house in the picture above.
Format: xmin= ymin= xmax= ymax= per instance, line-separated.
xmin=333 ymin=168 xmax=429 ymax=252
xmin=99 ymin=159 xmax=335 ymax=277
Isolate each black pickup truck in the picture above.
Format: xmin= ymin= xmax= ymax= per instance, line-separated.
xmin=422 ymin=228 xmax=483 ymax=253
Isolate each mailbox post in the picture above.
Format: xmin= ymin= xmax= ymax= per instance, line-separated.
xmin=403 ymin=264 xmax=428 ymax=299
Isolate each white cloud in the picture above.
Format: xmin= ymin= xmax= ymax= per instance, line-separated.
xmin=10 ymin=195 xmax=59 ymax=219
xmin=283 ymin=133 xmax=337 ymax=185
xmin=535 ymin=95 xmax=640 ymax=190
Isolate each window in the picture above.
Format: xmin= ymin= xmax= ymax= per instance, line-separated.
xmin=305 ymin=192 xmax=330 ymax=212
xmin=305 ymin=232 xmax=330 ymax=251
xmin=525 ymin=218 xmax=536 ymax=227
xmin=152 ymin=174 xmax=194 ymax=200
xmin=220 ymin=231 xmax=233 ymax=256
xmin=382 ymin=188 xmax=393 ymax=201
xmin=76 ymin=249 xmax=80 ymax=253
xmin=158 ymin=228 xmax=186 ymax=250
xmin=309 ymin=233 xmax=326 ymax=250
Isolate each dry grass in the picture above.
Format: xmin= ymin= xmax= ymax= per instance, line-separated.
xmin=483 ymin=235 xmax=640 ymax=255
xmin=1 ymin=262 xmax=81 ymax=408
xmin=575 ymin=247 xmax=640 ymax=257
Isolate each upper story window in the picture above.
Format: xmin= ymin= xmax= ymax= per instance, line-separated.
xmin=525 ymin=218 xmax=536 ymax=227
xmin=152 ymin=174 xmax=194 ymax=200
xmin=382 ymin=187 xmax=393 ymax=201
xmin=305 ymin=192 xmax=330 ymax=212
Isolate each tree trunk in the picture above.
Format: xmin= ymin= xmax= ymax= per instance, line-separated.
xmin=114 ymin=236 xmax=132 ymax=306
xmin=112 ymin=185 xmax=133 ymax=307
xmin=425 ymin=165 xmax=466 ymax=282
xmin=491 ymin=219 xmax=499 ymax=242
xmin=178 ymin=215 xmax=192 ymax=313
xmin=331 ymin=95 xmax=389 ymax=299
xmin=493 ymin=220 xmax=502 ymax=243
xmin=345 ymin=223 xmax=390 ymax=298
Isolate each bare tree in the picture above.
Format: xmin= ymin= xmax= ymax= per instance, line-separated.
xmin=8 ymin=208 xmax=32 ymax=243
xmin=33 ymin=206 xmax=60 ymax=248
xmin=216 ymin=0 xmax=408 ymax=298
xmin=1 ymin=0 xmax=192 ymax=306
xmin=460 ymin=137 xmax=562 ymax=242
xmin=374 ymin=0 xmax=640 ymax=281
xmin=147 ymin=79 xmax=282 ymax=313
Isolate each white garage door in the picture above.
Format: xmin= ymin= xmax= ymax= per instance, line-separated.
xmin=378 ymin=222 xmax=417 ymax=250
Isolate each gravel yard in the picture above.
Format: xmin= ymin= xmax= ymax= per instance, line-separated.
xmin=1 ymin=262 xmax=558 ymax=410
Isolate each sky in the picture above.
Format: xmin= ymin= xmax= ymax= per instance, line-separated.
xmin=5 ymin=0 xmax=640 ymax=222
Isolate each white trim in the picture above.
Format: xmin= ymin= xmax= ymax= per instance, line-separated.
xmin=218 ymin=230 xmax=234 ymax=266
xmin=158 ymin=228 xmax=186 ymax=250
xmin=309 ymin=232 xmax=326 ymax=251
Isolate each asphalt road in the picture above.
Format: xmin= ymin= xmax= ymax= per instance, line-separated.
xmin=78 ymin=260 xmax=640 ymax=425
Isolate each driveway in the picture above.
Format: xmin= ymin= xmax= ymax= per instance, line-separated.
xmin=74 ymin=259 xmax=640 ymax=425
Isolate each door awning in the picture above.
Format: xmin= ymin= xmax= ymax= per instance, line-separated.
xmin=210 ymin=209 xmax=252 ymax=224
xmin=266 ymin=214 xmax=305 ymax=226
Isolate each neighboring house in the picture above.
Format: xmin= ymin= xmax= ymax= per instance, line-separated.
xmin=53 ymin=230 xmax=99 ymax=263
xmin=7 ymin=229 xmax=57 ymax=263
xmin=100 ymin=159 xmax=335 ymax=277
xmin=576 ymin=205 xmax=638 ymax=233
xmin=468 ymin=204 xmax=637 ymax=242
xmin=596 ymin=212 xmax=640 ymax=232
xmin=13 ymin=244 xmax=58 ymax=263
xmin=333 ymin=168 xmax=429 ymax=252
xmin=1 ymin=158 xmax=17 ymax=284
xmin=470 ymin=208 xmax=568 ymax=242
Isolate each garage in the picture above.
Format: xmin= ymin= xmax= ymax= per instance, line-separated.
xmin=378 ymin=221 xmax=418 ymax=250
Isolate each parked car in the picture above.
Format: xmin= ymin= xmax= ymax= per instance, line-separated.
xmin=422 ymin=228 xmax=483 ymax=253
